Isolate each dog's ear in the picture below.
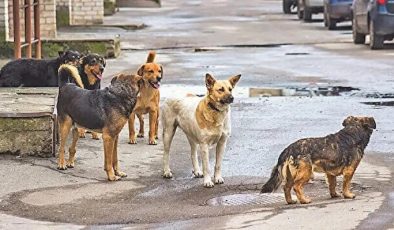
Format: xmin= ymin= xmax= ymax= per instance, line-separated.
xmin=342 ymin=116 xmax=354 ymax=127
xmin=228 ymin=74 xmax=241 ymax=87
xmin=363 ymin=117 xmax=376 ymax=129
xmin=137 ymin=65 xmax=145 ymax=76
xmin=111 ymin=75 xmax=118 ymax=84
xmin=205 ymin=73 xmax=216 ymax=90
xmin=160 ymin=65 xmax=163 ymax=78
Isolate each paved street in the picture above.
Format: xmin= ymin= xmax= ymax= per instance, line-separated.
xmin=0 ymin=0 xmax=394 ymax=229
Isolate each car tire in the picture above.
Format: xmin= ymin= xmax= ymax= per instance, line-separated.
xmin=352 ymin=16 xmax=365 ymax=44
xmin=283 ymin=0 xmax=292 ymax=14
xmin=304 ymin=6 xmax=312 ymax=22
xmin=327 ymin=17 xmax=336 ymax=30
xmin=297 ymin=0 xmax=304 ymax=19
xmin=369 ymin=20 xmax=384 ymax=49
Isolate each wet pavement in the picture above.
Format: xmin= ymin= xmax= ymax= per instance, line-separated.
xmin=1 ymin=0 xmax=394 ymax=229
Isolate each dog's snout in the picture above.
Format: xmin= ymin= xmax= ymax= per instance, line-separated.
xmin=157 ymin=76 xmax=162 ymax=82
xmin=229 ymin=95 xmax=234 ymax=103
xmin=99 ymin=65 xmax=104 ymax=72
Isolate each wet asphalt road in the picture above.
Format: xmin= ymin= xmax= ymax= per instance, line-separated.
xmin=1 ymin=0 xmax=394 ymax=229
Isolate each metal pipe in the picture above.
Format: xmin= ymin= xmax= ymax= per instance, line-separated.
xmin=34 ymin=0 xmax=41 ymax=59
xmin=13 ymin=0 xmax=21 ymax=59
xmin=25 ymin=0 xmax=32 ymax=58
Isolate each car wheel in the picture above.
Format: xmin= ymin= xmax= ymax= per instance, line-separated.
xmin=297 ymin=0 xmax=304 ymax=19
xmin=283 ymin=0 xmax=292 ymax=14
xmin=369 ymin=20 xmax=384 ymax=49
xmin=304 ymin=6 xmax=312 ymax=22
xmin=352 ymin=16 xmax=365 ymax=44
xmin=327 ymin=17 xmax=336 ymax=30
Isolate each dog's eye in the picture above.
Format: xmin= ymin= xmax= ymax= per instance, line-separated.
xmin=149 ymin=70 xmax=154 ymax=73
xmin=229 ymin=88 xmax=232 ymax=92
xmin=158 ymin=70 xmax=162 ymax=73
xmin=218 ymin=87 xmax=225 ymax=92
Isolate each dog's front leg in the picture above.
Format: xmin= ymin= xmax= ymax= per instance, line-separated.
xmin=148 ymin=110 xmax=158 ymax=145
xmin=128 ymin=113 xmax=137 ymax=144
xmin=201 ymin=144 xmax=214 ymax=188
xmin=113 ymin=135 xmax=127 ymax=178
xmin=214 ymin=135 xmax=227 ymax=184
xmin=103 ymin=133 xmax=120 ymax=181
xmin=342 ymin=160 xmax=360 ymax=199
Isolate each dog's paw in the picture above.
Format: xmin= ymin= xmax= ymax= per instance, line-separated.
xmin=343 ymin=192 xmax=356 ymax=199
xmin=137 ymin=133 xmax=144 ymax=138
xmin=286 ymin=199 xmax=297 ymax=205
xmin=115 ymin=171 xmax=127 ymax=178
xmin=214 ymin=176 xmax=224 ymax=184
xmin=163 ymin=170 xmax=173 ymax=178
xmin=204 ymin=180 xmax=215 ymax=188
xmin=66 ymin=161 xmax=74 ymax=168
xmin=128 ymin=139 xmax=137 ymax=144
xmin=330 ymin=192 xmax=340 ymax=198
xmin=91 ymin=133 xmax=100 ymax=140
xmin=57 ymin=164 xmax=67 ymax=170
xmin=78 ymin=132 xmax=86 ymax=138
xmin=299 ymin=198 xmax=312 ymax=204
xmin=193 ymin=170 xmax=204 ymax=178
xmin=108 ymin=175 xmax=121 ymax=181
xmin=149 ymin=140 xmax=158 ymax=145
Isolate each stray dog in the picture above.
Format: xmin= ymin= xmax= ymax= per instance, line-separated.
xmin=162 ymin=73 xmax=241 ymax=187
xmin=261 ymin=116 xmax=376 ymax=204
xmin=128 ymin=51 xmax=162 ymax=145
xmin=0 ymin=50 xmax=80 ymax=87
xmin=77 ymin=53 xmax=106 ymax=140
xmin=57 ymin=65 xmax=142 ymax=181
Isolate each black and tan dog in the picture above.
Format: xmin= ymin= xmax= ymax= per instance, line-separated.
xmin=57 ymin=65 xmax=142 ymax=181
xmin=0 ymin=50 xmax=80 ymax=87
xmin=261 ymin=116 xmax=376 ymax=204
xmin=128 ymin=51 xmax=162 ymax=145
xmin=76 ymin=53 xmax=106 ymax=140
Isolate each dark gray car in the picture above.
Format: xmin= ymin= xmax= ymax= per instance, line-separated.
xmin=352 ymin=0 xmax=394 ymax=49
xmin=324 ymin=0 xmax=353 ymax=30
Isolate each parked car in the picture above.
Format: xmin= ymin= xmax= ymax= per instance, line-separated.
xmin=283 ymin=0 xmax=297 ymax=14
xmin=297 ymin=0 xmax=324 ymax=21
xmin=352 ymin=0 xmax=394 ymax=49
xmin=323 ymin=0 xmax=353 ymax=29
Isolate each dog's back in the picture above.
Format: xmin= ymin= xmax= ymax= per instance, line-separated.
xmin=0 ymin=59 xmax=57 ymax=87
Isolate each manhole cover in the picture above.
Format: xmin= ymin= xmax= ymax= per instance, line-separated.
xmin=206 ymin=193 xmax=284 ymax=206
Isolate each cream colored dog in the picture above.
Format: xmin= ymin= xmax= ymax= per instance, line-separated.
xmin=161 ymin=73 xmax=241 ymax=187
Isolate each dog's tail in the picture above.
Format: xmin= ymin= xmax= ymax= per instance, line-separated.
xmin=146 ymin=51 xmax=156 ymax=63
xmin=58 ymin=64 xmax=84 ymax=88
xmin=261 ymin=150 xmax=292 ymax=193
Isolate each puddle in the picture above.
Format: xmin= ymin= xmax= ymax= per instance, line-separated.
xmin=361 ymin=101 xmax=394 ymax=106
xmin=285 ymin=52 xmax=310 ymax=56
xmin=249 ymin=86 xmax=359 ymax=97
xmin=206 ymin=193 xmax=284 ymax=206
xmin=160 ymin=85 xmax=360 ymax=99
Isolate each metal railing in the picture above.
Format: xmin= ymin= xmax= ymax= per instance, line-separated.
xmin=13 ymin=0 xmax=41 ymax=59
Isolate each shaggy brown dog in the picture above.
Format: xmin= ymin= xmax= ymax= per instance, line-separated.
xmin=261 ymin=116 xmax=376 ymax=204
xmin=57 ymin=68 xmax=142 ymax=181
xmin=128 ymin=51 xmax=162 ymax=145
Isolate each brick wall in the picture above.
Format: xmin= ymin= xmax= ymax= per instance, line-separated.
xmin=0 ymin=0 xmax=8 ymax=39
xmin=70 ymin=0 xmax=103 ymax=25
xmin=6 ymin=0 xmax=56 ymax=41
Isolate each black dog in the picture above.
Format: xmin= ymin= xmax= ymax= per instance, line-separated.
xmin=57 ymin=69 xmax=143 ymax=181
xmin=79 ymin=53 xmax=106 ymax=90
xmin=0 ymin=50 xmax=80 ymax=87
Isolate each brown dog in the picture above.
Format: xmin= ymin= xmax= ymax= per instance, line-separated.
xmin=128 ymin=51 xmax=162 ymax=145
xmin=261 ymin=116 xmax=376 ymax=204
xmin=57 ymin=68 xmax=142 ymax=181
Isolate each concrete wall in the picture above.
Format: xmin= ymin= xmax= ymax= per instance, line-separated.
xmin=0 ymin=0 xmax=8 ymax=40
xmin=70 ymin=0 xmax=104 ymax=25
